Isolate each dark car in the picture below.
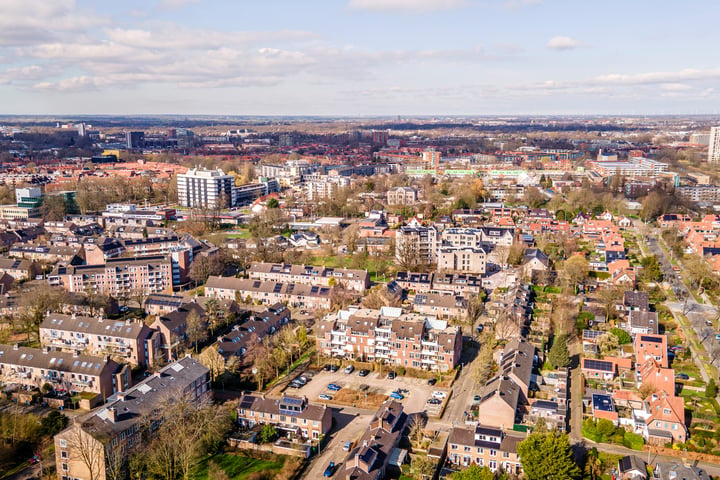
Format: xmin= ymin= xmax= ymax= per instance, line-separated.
xmin=387 ymin=371 xmax=396 ymax=379
xmin=428 ymin=378 xmax=437 ymax=386
xmin=324 ymin=461 xmax=336 ymax=477
xmin=323 ymin=364 xmax=332 ymax=371
xmin=358 ymin=369 xmax=370 ymax=377
xmin=330 ymin=365 xmax=339 ymax=372
xmin=675 ymin=373 xmax=690 ymax=380
xmin=328 ymin=383 xmax=342 ymax=391
xmin=426 ymin=398 xmax=441 ymax=405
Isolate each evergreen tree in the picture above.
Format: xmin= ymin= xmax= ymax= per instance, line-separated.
xmin=548 ymin=334 xmax=571 ymax=368
xmin=517 ymin=431 xmax=580 ymax=480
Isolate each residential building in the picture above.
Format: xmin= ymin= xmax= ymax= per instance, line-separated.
xmin=143 ymin=293 xmax=191 ymax=316
xmin=150 ymin=302 xmax=206 ymax=361
xmin=0 ymin=258 xmax=35 ymax=281
xmin=582 ymin=358 xmax=617 ymax=381
xmin=652 ymin=462 xmax=710 ymax=480
xmin=247 ymin=262 xmax=370 ymax=292
xmin=446 ymin=425 xmax=523 ymax=475
xmin=344 ymin=400 xmax=406 ymax=480
xmin=48 ymin=255 xmax=174 ymax=297
xmin=236 ymin=393 xmax=332 ymax=440
xmin=431 ymin=273 xmax=484 ymax=296
xmin=395 ymin=221 xmax=439 ymax=265
xmin=437 ymin=247 xmax=486 ymax=274
xmin=316 ymin=306 xmax=462 ymax=372
xmin=627 ymin=311 xmax=659 ymax=335
xmin=40 ymin=314 xmax=161 ymax=367
xmin=708 ymin=126 xmax=720 ymax=164
xmin=0 ymin=344 xmax=128 ymax=399
xmin=634 ymin=334 xmax=668 ymax=368
xmin=386 ymin=187 xmax=418 ymax=205
xmin=205 ymin=276 xmax=333 ymax=310
xmin=177 ymin=167 xmax=234 ymax=208
xmin=54 ymin=356 xmax=210 ymax=480
xmin=634 ymin=391 xmax=686 ymax=444
xmin=413 ymin=293 xmax=468 ymax=320
xmin=217 ymin=303 xmax=290 ymax=359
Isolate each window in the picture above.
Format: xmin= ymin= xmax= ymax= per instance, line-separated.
xmin=62 ymin=463 xmax=69 ymax=471
xmin=464 ymin=446 xmax=471 ymax=452
xmin=61 ymin=451 xmax=68 ymax=459
xmin=490 ymin=449 xmax=497 ymax=456
xmin=59 ymin=439 xmax=67 ymax=448
xmin=451 ymin=444 xmax=458 ymax=450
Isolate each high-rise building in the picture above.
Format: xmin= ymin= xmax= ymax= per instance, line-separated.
xmin=422 ymin=149 xmax=441 ymax=168
xmin=708 ymin=127 xmax=720 ymax=164
xmin=177 ymin=167 xmax=235 ymax=208
xmin=125 ymin=131 xmax=144 ymax=150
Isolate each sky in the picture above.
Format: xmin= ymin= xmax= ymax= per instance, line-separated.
xmin=2 ymin=0 xmax=720 ymax=116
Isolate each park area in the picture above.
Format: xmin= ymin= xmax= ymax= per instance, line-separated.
xmin=191 ymin=452 xmax=301 ymax=480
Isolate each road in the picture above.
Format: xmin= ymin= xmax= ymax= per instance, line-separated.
xmin=438 ymin=340 xmax=479 ymax=427
xmin=643 ymin=226 xmax=719 ymax=380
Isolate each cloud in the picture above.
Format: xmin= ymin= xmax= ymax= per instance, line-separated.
xmin=348 ymin=0 xmax=467 ymax=13
xmin=157 ymin=0 xmax=201 ymax=8
xmin=546 ymin=36 xmax=584 ymax=51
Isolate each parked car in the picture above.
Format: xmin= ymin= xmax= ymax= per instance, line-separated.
xmin=343 ymin=441 xmax=353 ymax=452
xmin=319 ymin=394 xmax=333 ymax=400
xmin=344 ymin=365 xmax=354 ymax=374
xmin=427 ymin=378 xmax=437 ymax=386
xmin=706 ymin=320 xmax=714 ymax=327
xmin=426 ymin=398 xmax=441 ymax=405
xmin=390 ymin=391 xmax=404 ymax=400
xmin=476 ymin=324 xmax=484 ymax=333
xmin=473 ymin=394 xmax=481 ymax=403
xmin=323 ymin=364 xmax=332 ymax=371
xmin=324 ymin=461 xmax=336 ymax=477
xmin=327 ymin=383 xmax=341 ymax=391
xmin=432 ymin=391 xmax=447 ymax=399
xmin=387 ymin=371 xmax=396 ymax=379
xmin=675 ymin=373 xmax=690 ymax=380
xmin=358 ymin=369 xmax=369 ymax=377
xmin=288 ymin=382 xmax=302 ymax=389
xmin=330 ymin=365 xmax=339 ymax=372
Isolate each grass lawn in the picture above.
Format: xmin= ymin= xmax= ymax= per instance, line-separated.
xmin=191 ymin=453 xmax=286 ymax=480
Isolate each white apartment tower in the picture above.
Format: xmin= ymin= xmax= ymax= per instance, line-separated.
xmin=177 ymin=167 xmax=234 ymax=208
xmin=709 ymin=127 xmax=720 ymax=164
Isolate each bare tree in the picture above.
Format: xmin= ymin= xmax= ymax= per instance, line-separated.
xmin=198 ymin=345 xmax=239 ymax=382
xmin=186 ymin=311 xmax=207 ymax=354
xmin=66 ymin=425 xmax=105 ymax=480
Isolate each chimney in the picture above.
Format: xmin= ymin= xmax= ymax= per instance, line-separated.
xmin=42 ymin=346 xmax=49 ymax=354
xmin=107 ymin=406 xmax=117 ymax=423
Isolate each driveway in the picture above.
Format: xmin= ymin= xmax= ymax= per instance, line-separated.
xmin=303 ymin=407 xmax=373 ymax=480
xmin=287 ymin=370 xmax=446 ymax=415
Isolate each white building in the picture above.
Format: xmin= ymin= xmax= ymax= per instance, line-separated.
xmin=177 ymin=167 xmax=234 ymax=208
xmin=709 ymin=127 xmax=720 ymax=164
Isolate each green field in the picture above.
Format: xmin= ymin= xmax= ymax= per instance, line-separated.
xmin=191 ymin=453 xmax=286 ymax=480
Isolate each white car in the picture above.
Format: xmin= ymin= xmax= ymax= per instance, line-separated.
xmin=432 ymin=391 xmax=447 ymax=399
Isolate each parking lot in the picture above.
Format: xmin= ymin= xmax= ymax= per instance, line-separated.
xmin=286 ymin=369 xmax=449 ymax=415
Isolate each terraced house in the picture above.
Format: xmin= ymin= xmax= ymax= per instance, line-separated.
xmin=447 ymin=425 xmax=524 ymax=475
xmin=236 ymin=393 xmax=332 ymax=440
xmin=247 ymin=262 xmax=370 ymax=292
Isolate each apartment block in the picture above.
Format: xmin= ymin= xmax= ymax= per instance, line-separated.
xmin=386 ymin=186 xmax=418 ymax=205
xmin=248 ymin=262 xmax=370 ymax=292
xmin=316 ymin=306 xmax=461 ymax=372
xmin=40 ymin=314 xmax=161 ymax=367
xmin=437 ymin=247 xmax=487 ymax=274
xmin=54 ymin=356 xmax=210 ymax=480
xmin=177 ymin=167 xmax=234 ymax=208
xmin=395 ymin=222 xmax=439 ymax=265
xmin=236 ymin=393 xmax=332 ymax=440
xmin=413 ymin=293 xmax=468 ymax=320
xmin=206 ymin=276 xmax=333 ymax=310
xmin=48 ymin=255 xmax=174 ymax=297
xmin=0 ymin=344 xmax=129 ymax=399
xmin=217 ymin=303 xmax=290 ymax=359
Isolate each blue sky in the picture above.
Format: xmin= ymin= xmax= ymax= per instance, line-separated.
xmin=2 ymin=0 xmax=720 ymax=115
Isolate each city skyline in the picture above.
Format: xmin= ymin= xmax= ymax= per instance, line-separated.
xmin=2 ymin=0 xmax=720 ymax=115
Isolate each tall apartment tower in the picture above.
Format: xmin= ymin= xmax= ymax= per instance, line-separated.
xmin=709 ymin=127 xmax=720 ymax=164
xmin=422 ymin=149 xmax=441 ymax=169
xmin=177 ymin=167 xmax=235 ymax=208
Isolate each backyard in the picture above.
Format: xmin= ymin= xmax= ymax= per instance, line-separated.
xmin=191 ymin=452 xmax=299 ymax=480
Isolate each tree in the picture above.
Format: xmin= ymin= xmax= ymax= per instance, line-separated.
xmin=408 ymin=415 xmax=427 ymax=446
xmin=598 ymin=287 xmax=622 ymax=322
xmin=706 ymin=379 xmax=718 ymax=398
xmin=266 ymin=197 xmax=279 ymax=209
xmin=449 ymin=464 xmax=495 ymax=480
xmin=517 ymin=431 xmax=581 ymax=480
xmin=524 ymin=186 xmax=545 ymax=208
xmin=40 ymin=195 xmax=68 ymax=221
xmin=198 ymin=345 xmax=239 ymax=382
xmin=40 ymin=410 xmax=68 ymax=437
xmin=259 ymin=424 xmax=278 ymax=444
xmin=473 ymin=331 xmax=497 ymax=384
xmin=596 ymin=333 xmax=619 ymax=354
xmin=559 ymin=255 xmax=589 ymax=291
xmin=640 ymin=255 xmax=663 ymax=283
xmin=186 ymin=311 xmax=207 ymax=354
xmin=548 ymin=334 xmax=570 ymax=368
xmin=507 ymin=239 xmax=526 ymax=266
xmin=66 ymin=426 xmax=105 ymax=480
xmin=396 ymin=237 xmax=423 ymax=272
xmin=609 ymin=327 xmax=631 ymax=345
xmin=204 ymin=297 xmax=221 ymax=335
xmin=407 ymin=454 xmax=436 ymax=479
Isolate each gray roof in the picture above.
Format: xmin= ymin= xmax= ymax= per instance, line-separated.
xmin=73 ymin=356 xmax=209 ymax=440
xmin=41 ymin=314 xmax=149 ymax=340
xmin=0 ymin=344 xmax=120 ymax=376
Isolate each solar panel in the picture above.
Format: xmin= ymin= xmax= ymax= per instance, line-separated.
xmin=584 ymin=359 xmax=613 ymax=372
xmin=639 ymin=335 xmax=661 ymax=343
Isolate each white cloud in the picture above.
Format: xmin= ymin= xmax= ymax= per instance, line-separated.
xmin=157 ymin=0 xmax=201 ymax=9
xmin=546 ymin=36 xmax=584 ymax=51
xmin=348 ymin=0 xmax=467 ymax=13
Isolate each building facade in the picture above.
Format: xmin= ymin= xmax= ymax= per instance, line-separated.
xmin=236 ymin=393 xmax=332 ymax=440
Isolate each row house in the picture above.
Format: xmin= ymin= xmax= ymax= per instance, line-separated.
xmin=344 ymin=400 xmax=406 ymax=480
xmin=447 ymin=425 xmax=524 ymax=475
xmin=8 ymin=244 xmax=82 ymax=264
xmin=54 ymin=357 xmax=210 ymax=480
xmin=217 ymin=303 xmax=290 ymax=359
xmin=0 ymin=258 xmax=36 ymax=281
xmin=236 ymin=393 xmax=332 ymax=440
xmin=247 ymin=262 xmax=370 ymax=292
xmin=40 ymin=313 xmax=161 ymax=367
xmin=316 ymin=306 xmax=461 ymax=372
xmin=48 ymin=255 xmax=174 ymax=297
xmin=150 ymin=302 xmax=206 ymax=361
xmin=0 ymin=344 xmax=128 ymax=399
xmin=205 ymin=276 xmax=333 ymax=310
